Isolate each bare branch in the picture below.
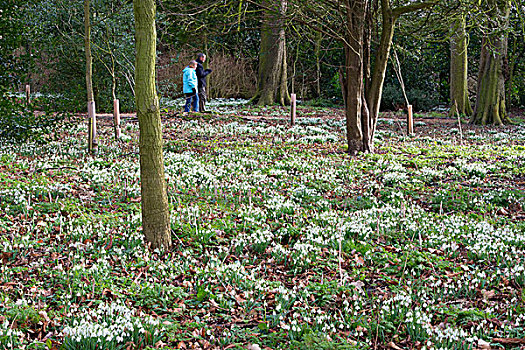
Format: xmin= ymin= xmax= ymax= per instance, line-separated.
xmin=392 ymin=0 xmax=439 ymax=18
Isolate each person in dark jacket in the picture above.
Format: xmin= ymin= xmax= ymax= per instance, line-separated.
xmin=195 ymin=53 xmax=212 ymax=112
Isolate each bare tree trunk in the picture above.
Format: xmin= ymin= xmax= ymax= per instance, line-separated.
xmin=471 ymin=0 xmax=510 ymax=125
xmin=339 ymin=67 xmax=347 ymax=109
xmin=449 ymin=15 xmax=473 ymax=116
xmin=252 ymin=0 xmax=291 ymax=106
xmin=133 ymin=0 xmax=171 ymax=249
xmin=343 ymin=0 xmax=382 ymax=154
xmin=343 ymin=0 xmax=367 ymax=155
xmin=506 ymin=36 xmax=517 ymax=107
xmin=315 ymin=31 xmax=322 ymax=97
xmin=355 ymin=0 xmax=436 ymax=153
xmin=366 ymin=0 xmax=394 ymax=144
xmin=292 ymin=0 xmax=437 ymax=154
xmin=361 ymin=1 xmax=376 ymax=153
xmin=204 ymin=35 xmax=211 ymax=98
xmin=84 ymin=0 xmax=97 ymax=153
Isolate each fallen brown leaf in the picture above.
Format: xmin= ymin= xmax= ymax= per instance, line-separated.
xmin=492 ymin=338 xmax=525 ymax=345
xmin=387 ymin=341 xmax=404 ymax=350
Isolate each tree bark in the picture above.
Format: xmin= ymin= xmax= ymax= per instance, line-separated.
xmin=84 ymin=0 xmax=97 ymax=152
xmin=471 ymin=0 xmax=510 ymax=125
xmin=449 ymin=15 xmax=473 ymax=116
xmin=343 ymin=0 xmax=367 ymax=155
xmin=133 ymin=0 xmax=171 ymax=249
xmin=365 ymin=0 xmax=394 ymax=150
xmin=347 ymin=0 xmax=436 ymax=154
xmin=315 ymin=31 xmax=322 ymax=97
xmin=204 ymin=35 xmax=211 ymax=98
xmin=252 ymin=0 xmax=291 ymax=106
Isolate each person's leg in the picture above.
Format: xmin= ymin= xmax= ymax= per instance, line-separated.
xmin=198 ymin=86 xmax=207 ymax=112
xmin=193 ymin=94 xmax=199 ymax=112
xmin=184 ymin=94 xmax=192 ymax=112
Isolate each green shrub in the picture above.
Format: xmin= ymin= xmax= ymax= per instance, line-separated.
xmin=0 ymin=92 xmax=68 ymax=144
xmin=381 ymin=84 xmax=441 ymax=111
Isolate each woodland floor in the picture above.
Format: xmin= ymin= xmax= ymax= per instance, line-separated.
xmin=1 ymin=102 xmax=525 ymax=350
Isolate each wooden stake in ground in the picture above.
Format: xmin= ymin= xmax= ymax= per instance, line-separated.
xmin=290 ymin=93 xmax=296 ymax=126
xmin=113 ymin=99 xmax=121 ymax=139
xmin=407 ymin=104 xmax=414 ymax=135
xmin=87 ymin=101 xmax=97 ymax=152
xmin=25 ymin=85 xmax=31 ymax=104
xmin=455 ymin=101 xmax=463 ymax=145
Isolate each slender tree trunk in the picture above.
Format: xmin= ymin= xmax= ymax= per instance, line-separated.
xmin=366 ymin=0 xmax=394 ymax=144
xmin=505 ymin=35 xmax=523 ymax=110
xmin=471 ymin=0 xmax=510 ymax=125
xmin=133 ymin=0 xmax=171 ymax=249
xmin=204 ymin=35 xmax=211 ymax=98
xmin=252 ymin=0 xmax=291 ymax=106
xmin=84 ymin=0 xmax=97 ymax=152
xmin=84 ymin=0 xmax=93 ymax=103
xmin=341 ymin=0 xmax=437 ymax=154
xmin=292 ymin=43 xmax=299 ymax=94
xmin=449 ymin=15 xmax=473 ymax=116
xmin=315 ymin=31 xmax=322 ymax=97
xmin=339 ymin=67 xmax=347 ymax=109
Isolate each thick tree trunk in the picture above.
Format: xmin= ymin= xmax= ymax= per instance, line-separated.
xmin=84 ymin=0 xmax=97 ymax=152
xmin=343 ymin=0 xmax=367 ymax=155
xmin=133 ymin=0 xmax=171 ymax=249
xmin=472 ymin=37 xmax=507 ymax=125
xmin=471 ymin=0 xmax=510 ymax=125
xmin=343 ymin=0 xmax=388 ymax=154
xmin=252 ymin=0 xmax=291 ymax=106
xmin=449 ymin=16 xmax=473 ymax=116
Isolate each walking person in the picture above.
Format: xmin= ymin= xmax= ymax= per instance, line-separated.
xmin=182 ymin=60 xmax=199 ymax=113
xmin=195 ymin=53 xmax=212 ymax=113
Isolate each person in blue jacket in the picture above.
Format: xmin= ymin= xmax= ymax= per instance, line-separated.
xmin=182 ymin=60 xmax=199 ymax=113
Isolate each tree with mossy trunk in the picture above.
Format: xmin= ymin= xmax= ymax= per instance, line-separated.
xmin=471 ymin=0 xmax=510 ymax=126
xmin=133 ymin=0 xmax=171 ymax=249
xmin=252 ymin=0 xmax=291 ymax=106
xmin=449 ymin=15 xmax=472 ymax=117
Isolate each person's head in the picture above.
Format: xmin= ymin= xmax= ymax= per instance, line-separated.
xmin=197 ymin=53 xmax=206 ymax=62
xmin=189 ymin=60 xmax=197 ymax=69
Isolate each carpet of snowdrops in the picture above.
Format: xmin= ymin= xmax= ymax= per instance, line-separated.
xmin=0 ymin=101 xmax=524 ymax=349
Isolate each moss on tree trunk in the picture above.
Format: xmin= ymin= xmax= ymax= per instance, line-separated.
xmin=449 ymin=16 xmax=473 ymax=117
xmin=252 ymin=0 xmax=291 ymax=106
xmin=471 ymin=0 xmax=510 ymax=126
xmin=133 ymin=0 xmax=171 ymax=249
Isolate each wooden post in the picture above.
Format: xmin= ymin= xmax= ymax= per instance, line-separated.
xmin=25 ymin=85 xmax=31 ymax=104
xmin=457 ymin=109 xmax=463 ymax=145
xmin=407 ymin=104 xmax=414 ymax=135
xmin=113 ymin=99 xmax=121 ymax=139
xmin=290 ymin=93 xmax=296 ymax=126
xmin=88 ymin=101 xmax=97 ymax=152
